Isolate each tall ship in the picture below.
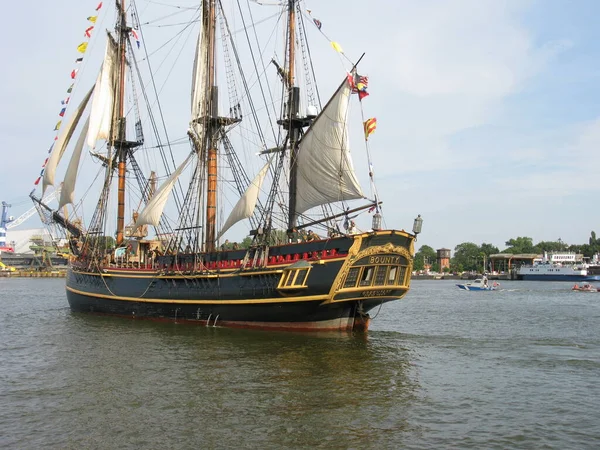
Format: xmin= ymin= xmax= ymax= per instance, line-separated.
xmin=517 ymin=252 xmax=600 ymax=282
xmin=29 ymin=0 xmax=421 ymax=331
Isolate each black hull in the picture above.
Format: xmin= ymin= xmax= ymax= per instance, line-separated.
xmin=65 ymin=231 xmax=415 ymax=331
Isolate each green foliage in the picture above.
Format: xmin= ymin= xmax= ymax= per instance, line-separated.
xmin=480 ymin=243 xmax=499 ymax=256
xmin=503 ymin=237 xmax=534 ymax=254
xmin=533 ymin=241 xmax=565 ymax=253
xmin=85 ymin=235 xmax=116 ymax=250
xmin=240 ymin=236 xmax=253 ymax=249
xmin=268 ymin=229 xmax=289 ymax=246
xmin=588 ymin=231 xmax=600 ymax=257
xmin=452 ymin=242 xmax=482 ymax=272
xmin=416 ymin=232 xmax=600 ymax=273
xmin=414 ymin=244 xmax=437 ymax=271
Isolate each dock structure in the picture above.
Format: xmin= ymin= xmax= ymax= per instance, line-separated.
xmin=489 ymin=253 xmax=539 ymax=279
xmin=0 ymin=270 xmax=66 ymax=278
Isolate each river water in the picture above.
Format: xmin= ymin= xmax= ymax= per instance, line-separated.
xmin=1 ymin=278 xmax=599 ymax=449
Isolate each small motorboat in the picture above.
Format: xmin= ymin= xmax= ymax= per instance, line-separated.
xmin=572 ymin=283 xmax=599 ymax=292
xmin=456 ymin=277 xmax=499 ymax=291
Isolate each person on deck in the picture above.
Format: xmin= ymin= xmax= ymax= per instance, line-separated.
xmin=348 ymin=221 xmax=358 ymax=235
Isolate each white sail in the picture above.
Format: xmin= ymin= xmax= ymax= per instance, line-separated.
xmin=294 ymin=80 xmax=364 ymax=214
xmin=42 ymin=86 xmax=94 ymax=195
xmin=190 ymin=13 xmax=208 ymax=142
xmin=87 ymin=36 xmax=118 ymax=147
xmin=218 ymin=159 xmax=271 ymax=239
xmin=58 ymin=116 xmax=90 ymax=209
xmin=135 ymin=153 xmax=194 ymax=228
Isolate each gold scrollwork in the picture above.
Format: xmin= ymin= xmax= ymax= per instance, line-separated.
xmin=327 ymin=236 xmax=415 ymax=298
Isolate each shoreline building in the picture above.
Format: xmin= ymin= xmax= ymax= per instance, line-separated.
xmin=437 ymin=248 xmax=451 ymax=272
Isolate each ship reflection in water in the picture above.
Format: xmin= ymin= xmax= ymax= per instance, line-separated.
xmin=62 ymin=313 xmax=418 ymax=448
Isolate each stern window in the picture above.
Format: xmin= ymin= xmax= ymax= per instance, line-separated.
xmin=374 ymin=266 xmax=387 ymax=286
xmin=359 ymin=267 xmax=375 ymax=286
xmin=278 ymin=267 xmax=311 ymax=289
xmin=386 ymin=266 xmax=398 ymax=285
xmin=344 ymin=267 xmax=360 ymax=288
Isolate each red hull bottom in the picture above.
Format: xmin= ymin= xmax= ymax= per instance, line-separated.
xmin=71 ymin=310 xmax=371 ymax=332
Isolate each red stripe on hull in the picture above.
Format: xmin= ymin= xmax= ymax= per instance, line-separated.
xmin=70 ymin=310 xmax=370 ymax=332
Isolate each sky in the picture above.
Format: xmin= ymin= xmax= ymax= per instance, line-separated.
xmin=1 ymin=0 xmax=600 ymax=254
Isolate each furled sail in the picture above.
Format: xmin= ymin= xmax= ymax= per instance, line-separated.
xmin=294 ymin=79 xmax=364 ymax=214
xmin=87 ymin=35 xmax=118 ymax=147
xmin=134 ymin=153 xmax=194 ymax=228
xmin=218 ymin=159 xmax=271 ymax=239
xmin=58 ymin=116 xmax=90 ymax=209
xmin=190 ymin=12 xmax=208 ymax=143
xmin=42 ymin=86 xmax=94 ymax=195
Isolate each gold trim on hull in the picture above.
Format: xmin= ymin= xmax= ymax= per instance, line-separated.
xmin=66 ymin=285 xmax=329 ymax=305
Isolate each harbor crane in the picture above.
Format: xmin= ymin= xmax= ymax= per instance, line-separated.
xmin=1 ymin=189 xmax=60 ymax=249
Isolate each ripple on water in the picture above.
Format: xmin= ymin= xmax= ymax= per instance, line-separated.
xmin=1 ymin=278 xmax=600 ymax=448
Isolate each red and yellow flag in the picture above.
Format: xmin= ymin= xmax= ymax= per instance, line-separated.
xmin=363 ymin=117 xmax=377 ymax=139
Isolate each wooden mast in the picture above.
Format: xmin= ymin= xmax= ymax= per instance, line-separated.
xmin=286 ymin=0 xmax=300 ymax=231
xmin=115 ymin=0 xmax=128 ymax=245
xmin=205 ymin=0 xmax=218 ymax=252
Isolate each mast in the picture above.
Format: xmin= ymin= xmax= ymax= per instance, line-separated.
xmin=115 ymin=0 xmax=128 ymax=245
xmin=286 ymin=0 xmax=300 ymax=231
xmin=205 ymin=0 xmax=218 ymax=252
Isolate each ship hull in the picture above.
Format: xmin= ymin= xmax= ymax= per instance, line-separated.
xmin=519 ymin=274 xmax=600 ymax=282
xmin=65 ymin=231 xmax=415 ymax=331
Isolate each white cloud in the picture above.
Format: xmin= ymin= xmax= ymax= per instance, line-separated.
xmin=355 ymin=0 xmax=571 ymax=177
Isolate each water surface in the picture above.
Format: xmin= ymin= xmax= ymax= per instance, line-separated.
xmin=1 ymin=278 xmax=598 ymax=448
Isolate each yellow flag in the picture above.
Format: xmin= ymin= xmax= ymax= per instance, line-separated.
xmin=331 ymin=41 xmax=343 ymax=53
xmin=77 ymin=42 xmax=88 ymax=53
xmin=87 ymin=16 xmax=97 ymax=23
xmin=363 ymin=118 xmax=377 ymax=139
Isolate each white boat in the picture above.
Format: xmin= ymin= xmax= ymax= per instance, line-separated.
xmin=518 ymin=252 xmax=600 ymax=282
xmin=456 ymin=277 xmax=499 ymax=291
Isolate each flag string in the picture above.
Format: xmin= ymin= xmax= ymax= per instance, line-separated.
xmin=33 ymin=2 xmax=103 ymax=188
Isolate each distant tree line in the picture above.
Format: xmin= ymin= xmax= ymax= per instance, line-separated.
xmin=413 ymin=231 xmax=600 ymax=273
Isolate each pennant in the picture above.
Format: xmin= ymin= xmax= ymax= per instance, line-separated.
xmin=87 ymin=16 xmax=98 ymax=23
xmin=67 ymin=83 xmax=74 ymax=93
xmin=96 ymin=2 xmax=103 ymax=11
xmin=77 ymin=42 xmax=88 ymax=53
xmin=61 ymin=97 xmax=70 ymax=105
xmin=347 ymin=73 xmax=355 ymax=89
xmin=59 ymin=108 xmax=66 ymax=117
xmin=131 ymin=29 xmax=141 ymax=48
xmin=54 ymin=121 xmax=62 ymax=131
xmin=363 ymin=118 xmax=377 ymax=139
xmin=331 ymin=41 xmax=343 ymax=53
xmin=358 ymin=90 xmax=369 ymax=101
xmin=71 ymin=69 xmax=78 ymax=79
xmin=34 ymin=177 xmax=41 ymax=186
xmin=85 ymin=26 xmax=94 ymax=37
xmin=75 ymin=57 xmax=83 ymax=63
xmin=313 ymin=18 xmax=322 ymax=30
